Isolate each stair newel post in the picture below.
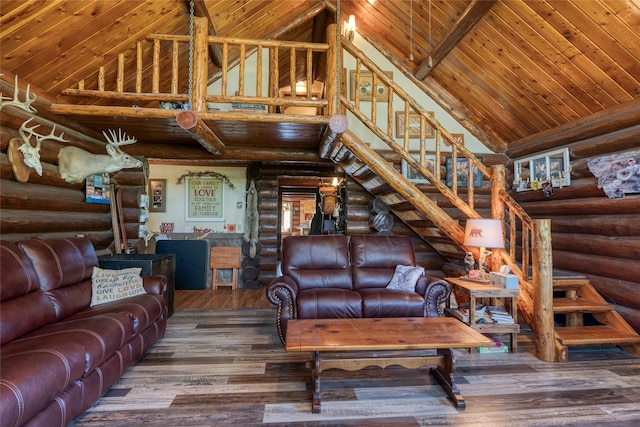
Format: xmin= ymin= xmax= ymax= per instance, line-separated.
xmin=532 ymin=218 xmax=556 ymax=362
xmin=490 ymin=165 xmax=505 ymax=272
xmin=326 ymin=23 xmax=338 ymax=117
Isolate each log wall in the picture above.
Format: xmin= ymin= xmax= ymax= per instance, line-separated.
xmin=506 ymin=101 xmax=640 ymax=332
xmin=0 ymin=83 xmax=145 ymax=253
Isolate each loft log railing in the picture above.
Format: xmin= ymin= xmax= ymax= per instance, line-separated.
xmin=55 ymin=20 xmax=556 ymax=361
xmin=339 ymin=35 xmax=556 ymax=362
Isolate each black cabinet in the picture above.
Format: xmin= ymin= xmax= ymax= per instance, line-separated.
xmin=156 ymin=240 xmax=210 ymax=290
xmin=98 ymin=254 xmax=176 ymax=316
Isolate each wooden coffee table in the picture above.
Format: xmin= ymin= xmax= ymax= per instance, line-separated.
xmin=285 ymin=317 xmax=493 ymax=413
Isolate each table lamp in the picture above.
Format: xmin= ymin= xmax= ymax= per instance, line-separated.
xmin=463 ymin=218 xmax=505 ymax=279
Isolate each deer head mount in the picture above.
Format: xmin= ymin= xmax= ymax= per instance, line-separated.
xmin=15 ymin=118 xmax=68 ymax=176
xmin=58 ymin=128 xmax=143 ymax=184
xmin=1 ymin=75 xmax=37 ymax=113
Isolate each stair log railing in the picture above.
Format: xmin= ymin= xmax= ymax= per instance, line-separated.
xmin=339 ymin=36 xmax=556 ymax=362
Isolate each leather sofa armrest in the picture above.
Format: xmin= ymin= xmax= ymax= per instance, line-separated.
xmin=416 ymin=275 xmax=451 ymax=317
xmin=266 ymin=276 xmax=299 ymax=344
xmin=142 ymin=275 xmax=168 ymax=296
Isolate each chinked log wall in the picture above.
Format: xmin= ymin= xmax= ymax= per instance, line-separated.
xmin=0 ymin=81 xmax=144 ymax=252
xmin=506 ymin=98 xmax=640 ymax=332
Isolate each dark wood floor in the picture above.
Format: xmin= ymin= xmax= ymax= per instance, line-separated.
xmin=70 ymin=288 xmax=640 ymax=426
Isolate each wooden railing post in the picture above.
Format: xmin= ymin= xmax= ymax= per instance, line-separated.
xmin=532 ymin=218 xmax=556 ymax=362
xmin=192 ymin=16 xmax=209 ymax=112
xmin=491 ymin=164 xmax=506 ymax=272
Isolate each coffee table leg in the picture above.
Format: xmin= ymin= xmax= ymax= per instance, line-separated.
xmin=312 ymin=351 xmax=322 ymax=413
xmin=430 ymin=348 xmax=466 ymax=410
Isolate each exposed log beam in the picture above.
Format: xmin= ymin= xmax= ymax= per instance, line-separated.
xmin=319 ymin=114 xmax=348 ymax=159
xmin=415 ymin=0 xmax=497 ymax=80
xmin=176 ymin=110 xmax=225 ymax=155
xmin=185 ymin=0 xmax=223 ymax=68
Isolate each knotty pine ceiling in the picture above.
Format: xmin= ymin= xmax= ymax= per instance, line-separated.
xmin=2 ymin=0 xmax=639 ymax=155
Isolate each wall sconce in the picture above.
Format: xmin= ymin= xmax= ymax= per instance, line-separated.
xmin=344 ymin=15 xmax=356 ymax=41
xmin=463 ymin=219 xmax=505 ymax=280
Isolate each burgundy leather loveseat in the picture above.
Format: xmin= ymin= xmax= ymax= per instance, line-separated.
xmin=267 ymin=234 xmax=451 ymax=343
xmin=0 ymin=238 xmax=167 ymax=427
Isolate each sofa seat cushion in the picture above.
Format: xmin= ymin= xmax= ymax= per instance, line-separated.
xmin=358 ymin=288 xmax=426 ymax=318
xmin=68 ymin=293 xmax=166 ymax=335
xmin=4 ymin=313 xmax=135 ymax=374
xmin=0 ymin=340 xmax=88 ymax=427
xmin=297 ymin=288 xmax=363 ymax=319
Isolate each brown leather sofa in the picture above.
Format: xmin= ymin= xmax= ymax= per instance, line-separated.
xmin=267 ymin=234 xmax=451 ymax=343
xmin=0 ymin=238 xmax=168 ymax=427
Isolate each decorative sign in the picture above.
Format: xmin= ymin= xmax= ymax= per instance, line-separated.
xmin=186 ymin=176 xmax=225 ymax=221
xmin=85 ymin=173 xmax=111 ymax=204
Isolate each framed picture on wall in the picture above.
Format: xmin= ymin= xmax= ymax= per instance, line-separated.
xmin=395 ymin=111 xmax=435 ymax=138
xmin=402 ymin=154 xmax=437 ymax=183
xmin=185 ymin=176 xmax=225 ymax=222
xmin=350 ymin=70 xmax=393 ymax=102
xmin=149 ymin=179 xmax=166 ymax=212
xmin=446 ymin=157 xmax=483 ymax=188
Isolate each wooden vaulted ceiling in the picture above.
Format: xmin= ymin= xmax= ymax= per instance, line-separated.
xmin=2 ymin=0 xmax=639 ymax=156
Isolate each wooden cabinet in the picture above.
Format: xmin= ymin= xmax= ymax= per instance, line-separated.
xmin=98 ymin=254 xmax=176 ymax=316
xmin=445 ymin=277 xmax=520 ymax=352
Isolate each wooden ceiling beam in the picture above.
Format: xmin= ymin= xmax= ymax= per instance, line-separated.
xmin=176 ymin=110 xmax=226 ymax=155
xmin=414 ymin=0 xmax=497 ymax=80
xmin=186 ymin=0 xmax=223 ymax=68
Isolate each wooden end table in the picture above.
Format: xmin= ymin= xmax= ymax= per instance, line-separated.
xmin=445 ymin=277 xmax=520 ymax=352
xmin=285 ymin=317 xmax=493 ymax=413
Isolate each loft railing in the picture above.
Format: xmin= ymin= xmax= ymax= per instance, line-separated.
xmin=64 ymin=18 xmax=329 ymax=114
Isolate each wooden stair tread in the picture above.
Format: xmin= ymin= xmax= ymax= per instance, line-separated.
xmin=556 ymin=325 xmax=640 ymax=346
xmin=552 ymin=297 xmax=615 ymax=313
xmin=553 ymin=278 xmax=591 ymax=290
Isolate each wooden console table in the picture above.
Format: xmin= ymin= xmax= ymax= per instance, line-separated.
xmin=445 ymin=277 xmax=520 ymax=352
xmin=285 ymin=317 xmax=493 ymax=413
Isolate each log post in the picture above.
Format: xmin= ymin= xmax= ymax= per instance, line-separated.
xmin=490 ymin=164 xmax=505 ymax=272
xmin=325 ymin=23 xmax=338 ymax=117
xmin=176 ymin=111 xmax=225 ymax=154
xmin=532 ymin=218 xmax=556 ymax=362
xmin=192 ymin=17 xmax=209 ymax=112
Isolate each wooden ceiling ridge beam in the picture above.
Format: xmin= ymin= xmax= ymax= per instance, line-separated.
xmin=187 ymin=0 xmax=223 ymax=68
xmin=414 ymin=0 xmax=497 ymax=80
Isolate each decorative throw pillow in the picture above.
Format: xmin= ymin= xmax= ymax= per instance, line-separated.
xmin=90 ymin=266 xmax=146 ymax=307
xmin=386 ymin=265 xmax=425 ymax=292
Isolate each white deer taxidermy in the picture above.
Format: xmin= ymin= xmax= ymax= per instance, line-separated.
xmin=0 ymin=75 xmax=37 ymax=113
xmin=58 ymin=128 xmax=143 ymax=184
xmin=7 ymin=118 xmax=68 ymax=183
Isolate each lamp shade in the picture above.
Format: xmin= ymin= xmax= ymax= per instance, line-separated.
xmin=463 ymin=219 xmax=504 ymax=249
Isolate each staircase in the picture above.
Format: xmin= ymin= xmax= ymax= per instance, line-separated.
xmin=326 ymin=37 xmax=640 ymax=362
xmin=552 ymin=277 xmax=640 ymax=361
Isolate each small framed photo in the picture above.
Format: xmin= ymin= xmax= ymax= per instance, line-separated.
xmin=395 ymin=111 xmax=435 ymax=138
xmin=446 ymin=157 xmax=483 ymax=188
xmin=350 ymin=70 xmax=393 ymax=102
xmin=402 ymin=154 xmax=437 ymax=183
xmin=149 ymin=179 xmax=166 ymax=213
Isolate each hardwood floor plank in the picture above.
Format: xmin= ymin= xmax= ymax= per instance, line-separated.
xmin=69 ymin=290 xmax=640 ymax=426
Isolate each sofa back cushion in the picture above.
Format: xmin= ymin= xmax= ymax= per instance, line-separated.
xmin=281 ymin=235 xmax=352 ymax=291
xmin=350 ymin=235 xmax=417 ymax=290
xmin=1 ymin=241 xmax=57 ymax=345
xmin=18 ymin=238 xmax=99 ymax=320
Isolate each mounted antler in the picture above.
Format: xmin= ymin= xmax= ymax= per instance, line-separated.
xmin=17 ymin=118 xmax=68 ymax=176
xmin=0 ymin=75 xmax=37 ymax=113
xmin=58 ymin=128 xmax=142 ymax=184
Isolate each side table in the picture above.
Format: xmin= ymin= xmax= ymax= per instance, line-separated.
xmin=445 ymin=277 xmax=520 ymax=352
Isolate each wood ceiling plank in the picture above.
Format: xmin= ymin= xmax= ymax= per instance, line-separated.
xmin=486 ymin=2 xmax=601 ymax=121
xmin=0 ymin=0 xmax=65 ymax=39
xmin=525 ymin=1 xmax=634 ymax=106
xmin=552 ymin=0 xmax=640 ymax=99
